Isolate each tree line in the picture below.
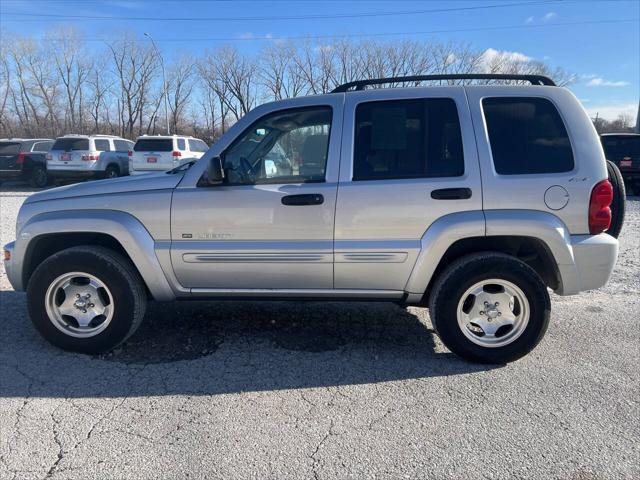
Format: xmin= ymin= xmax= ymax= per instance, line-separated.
xmin=0 ymin=27 xmax=575 ymax=143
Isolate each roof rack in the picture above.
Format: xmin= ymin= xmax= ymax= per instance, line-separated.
xmin=331 ymin=74 xmax=556 ymax=93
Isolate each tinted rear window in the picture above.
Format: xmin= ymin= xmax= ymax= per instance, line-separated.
xmin=134 ymin=138 xmax=173 ymax=152
xmin=52 ymin=138 xmax=89 ymax=151
xmin=601 ymin=136 xmax=640 ymax=160
xmin=482 ymin=97 xmax=574 ymax=175
xmin=353 ymin=98 xmax=464 ymax=180
xmin=0 ymin=142 xmax=21 ymax=155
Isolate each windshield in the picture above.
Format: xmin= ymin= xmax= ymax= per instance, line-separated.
xmin=0 ymin=142 xmax=21 ymax=155
xmin=52 ymin=138 xmax=89 ymax=151
xmin=134 ymin=138 xmax=173 ymax=152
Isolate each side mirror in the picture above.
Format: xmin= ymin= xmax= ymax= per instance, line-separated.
xmin=205 ymin=156 xmax=224 ymax=185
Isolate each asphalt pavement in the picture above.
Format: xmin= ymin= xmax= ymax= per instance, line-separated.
xmin=1 ymin=186 xmax=638 ymax=479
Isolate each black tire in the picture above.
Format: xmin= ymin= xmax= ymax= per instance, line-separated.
xmin=29 ymin=166 xmax=48 ymax=188
xmin=27 ymin=246 xmax=147 ymax=354
xmin=104 ymin=165 xmax=120 ymax=179
xmin=428 ymin=252 xmax=550 ymax=364
xmin=606 ymin=159 xmax=625 ymax=238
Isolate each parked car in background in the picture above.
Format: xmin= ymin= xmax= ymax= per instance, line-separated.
xmin=46 ymin=134 xmax=134 ymax=181
xmin=129 ymin=135 xmax=209 ymax=175
xmin=601 ymin=133 xmax=640 ymax=194
xmin=0 ymin=138 xmax=54 ymax=187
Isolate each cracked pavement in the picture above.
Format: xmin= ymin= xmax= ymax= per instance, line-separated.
xmin=1 ymin=187 xmax=639 ymax=479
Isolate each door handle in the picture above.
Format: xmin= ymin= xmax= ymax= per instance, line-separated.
xmin=430 ymin=188 xmax=472 ymax=200
xmin=281 ymin=193 xmax=324 ymax=206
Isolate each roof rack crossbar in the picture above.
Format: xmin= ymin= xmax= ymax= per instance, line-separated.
xmin=331 ymin=74 xmax=556 ymax=93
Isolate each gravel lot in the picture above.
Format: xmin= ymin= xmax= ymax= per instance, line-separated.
xmin=0 ymin=185 xmax=638 ymax=480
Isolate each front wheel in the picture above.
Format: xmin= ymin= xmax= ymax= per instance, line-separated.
xmin=428 ymin=252 xmax=550 ymax=364
xmin=27 ymin=246 xmax=147 ymax=354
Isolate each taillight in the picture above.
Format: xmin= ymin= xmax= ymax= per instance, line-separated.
xmin=82 ymin=153 xmax=100 ymax=161
xmin=172 ymin=151 xmax=181 ymax=158
xmin=16 ymin=152 xmax=27 ymax=165
xmin=128 ymin=150 xmax=133 ymax=157
xmin=45 ymin=153 xmax=52 ymax=161
xmin=589 ymin=179 xmax=613 ymax=234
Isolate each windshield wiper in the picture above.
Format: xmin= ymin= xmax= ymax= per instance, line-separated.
xmin=167 ymin=160 xmax=197 ymax=174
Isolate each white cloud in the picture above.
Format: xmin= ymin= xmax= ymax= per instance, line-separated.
xmin=478 ymin=48 xmax=532 ymax=72
xmin=524 ymin=12 xmax=557 ymax=24
xmin=239 ymin=32 xmax=254 ymax=40
xmin=587 ymin=77 xmax=630 ymax=87
xmin=584 ymin=103 xmax=638 ymax=121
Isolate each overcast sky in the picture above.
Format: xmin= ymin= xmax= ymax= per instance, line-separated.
xmin=1 ymin=0 xmax=638 ymax=120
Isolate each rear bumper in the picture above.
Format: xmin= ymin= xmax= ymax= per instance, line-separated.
xmin=0 ymin=170 xmax=22 ymax=179
xmin=556 ymin=234 xmax=618 ymax=295
xmin=47 ymin=169 xmax=102 ymax=179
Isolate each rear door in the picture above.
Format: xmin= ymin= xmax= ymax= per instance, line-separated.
xmin=132 ymin=138 xmax=175 ymax=172
xmin=0 ymin=141 xmax=22 ymax=171
xmin=334 ymin=87 xmax=482 ymax=290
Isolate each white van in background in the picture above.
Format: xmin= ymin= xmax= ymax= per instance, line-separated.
xmin=129 ymin=135 xmax=209 ymax=175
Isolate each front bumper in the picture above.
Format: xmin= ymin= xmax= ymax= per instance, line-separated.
xmin=557 ymin=234 xmax=619 ymax=295
xmin=3 ymin=241 xmax=19 ymax=291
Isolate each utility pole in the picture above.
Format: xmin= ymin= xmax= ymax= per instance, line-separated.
xmin=144 ymin=32 xmax=170 ymax=135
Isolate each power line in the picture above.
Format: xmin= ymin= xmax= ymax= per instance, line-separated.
xmin=0 ymin=0 xmax=563 ymax=22
xmin=3 ymin=18 xmax=635 ymax=43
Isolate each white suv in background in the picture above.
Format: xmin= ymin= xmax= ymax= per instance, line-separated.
xmin=129 ymin=135 xmax=209 ymax=175
xmin=46 ymin=134 xmax=133 ymax=180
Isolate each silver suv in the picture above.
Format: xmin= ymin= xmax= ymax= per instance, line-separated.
xmin=3 ymin=75 xmax=621 ymax=363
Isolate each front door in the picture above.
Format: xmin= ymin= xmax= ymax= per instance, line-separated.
xmin=170 ymin=101 xmax=342 ymax=291
xmin=334 ymin=87 xmax=482 ymax=291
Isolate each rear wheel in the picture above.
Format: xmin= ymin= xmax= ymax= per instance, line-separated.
xmin=27 ymin=246 xmax=147 ymax=354
xmin=606 ymin=159 xmax=625 ymax=238
xmin=429 ymin=252 xmax=550 ymax=364
xmin=104 ymin=165 xmax=120 ymax=179
xmin=29 ymin=166 xmax=48 ymax=188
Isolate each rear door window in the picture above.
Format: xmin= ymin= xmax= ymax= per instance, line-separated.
xmin=32 ymin=141 xmax=53 ymax=152
xmin=133 ymin=138 xmax=173 ymax=152
xmin=94 ymin=139 xmax=111 ymax=151
xmin=0 ymin=142 xmax=21 ymax=155
xmin=114 ymin=140 xmax=132 ymax=151
xmin=188 ymin=139 xmax=208 ymax=152
xmin=482 ymin=97 xmax=574 ymax=175
xmin=52 ymin=138 xmax=89 ymax=151
xmin=353 ymin=98 xmax=464 ymax=180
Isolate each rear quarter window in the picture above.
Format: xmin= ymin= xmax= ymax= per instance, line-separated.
xmin=52 ymin=138 xmax=89 ymax=151
xmin=32 ymin=141 xmax=53 ymax=152
xmin=177 ymin=138 xmax=186 ymax=150
xmin=93 ymin=139 xmax=111 ymax=151
xmin=188 ymin=139 xmax=208 ymax=152
xmin=133 ymin=138 xmax=173 ymax=152
xmin=482 ymin=97 xmax=574 ymax=175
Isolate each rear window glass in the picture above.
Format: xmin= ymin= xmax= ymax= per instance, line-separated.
xmin=52 ymin=138 xmax=89 ymax=151
xmin=482 ymin=97 xmax=574 ymax=175
xmin=94 ymin=139 xmax=111 ymax=151
xmin=188 ymin=139 xmax=208 ymax=152
xmin=0 ymin=142 xmax=21 ymax=155
xmin=601 ymin=136 xmax=640 ymax=160
xmin=133 ymin=138 xmax=173 ymax=152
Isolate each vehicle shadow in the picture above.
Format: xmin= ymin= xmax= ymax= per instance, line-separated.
xmin=0 ymin=291 xmax=499 ymax=398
